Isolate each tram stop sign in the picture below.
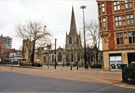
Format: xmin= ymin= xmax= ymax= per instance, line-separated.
xmin=48 ymin=55 xmax=50 ymax=59
xmin=62 ymin=57 xmax=64 ymax=61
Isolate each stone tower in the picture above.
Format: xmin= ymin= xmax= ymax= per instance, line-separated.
xmin=65 ymin=6 xmax=82 ymax=64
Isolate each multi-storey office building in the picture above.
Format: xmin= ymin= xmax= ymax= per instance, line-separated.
xmin=0 ymin=40 xmax=2 ymax=58
xmin=97 ymin=0 xmax=135 ymax=70
xmin=0 ymin=34 xmax=12 ymax=51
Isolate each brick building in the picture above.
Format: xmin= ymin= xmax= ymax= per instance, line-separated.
xmin=97 ymin=0 xmax=135 ymax=70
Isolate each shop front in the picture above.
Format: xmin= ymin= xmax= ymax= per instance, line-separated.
xmin=109 ymin=54 xmax=122 ymax=71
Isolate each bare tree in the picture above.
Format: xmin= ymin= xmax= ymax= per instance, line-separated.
xmin=16 ymin=21 xmax=51 ymax=63
xmin=86 ymin=21 xmax=101 ymax=63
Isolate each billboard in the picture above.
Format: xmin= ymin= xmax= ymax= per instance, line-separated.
xmin=109 ymin=54 xmax=122 ymax=71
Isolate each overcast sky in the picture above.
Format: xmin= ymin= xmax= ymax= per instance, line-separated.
xmin=0 ymin=0 xmax=98 ymax=50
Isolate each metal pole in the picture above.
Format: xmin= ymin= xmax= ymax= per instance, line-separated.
xmin=48 ymin=55 xmax=49 ymax=69
xmin=80 ymin=5 xmax=87 ymax=69
xmin=77 ymin=60 xmax=79 ymax=70
xmin=55 ymin=38 xmax=57 ymax=69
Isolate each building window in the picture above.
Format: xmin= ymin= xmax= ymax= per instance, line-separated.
xmin=125 ymin=0 xmax=132 ymax=8
xmin=99 ymin=17 xmax=106 ymax=29
xmin=114 ymin=1 xmax=121 ymax=11
xmin=98 ymin=3 xmax=101 ymax=15
xmin=58 ymin=52 xmax=62 ymax=62
xmin=71 ymin=53 xmax=73 ymax=62
xmin=115 ymin=16 xmax=122 ymax=27
xmin=98 ymin=2 xmax=105 ymax=14
xmin=127 ymin=14 xmax=134 ymax=25
xmin=69 ymin=37 xmax=72 ymax=44
xmin=116 ymin=33 xmax=124 ymax=44
xmin=77 ymin=52 xmax=80 ymax=61
xmin=101 ymin=2 xmax=105 ymax=12
xmin=66 ymin=54 xmax=69 ymax=62
xmin=99 ymin=18 xmax=102 ymax=29
xmin=103 ymin=17 xmax=106 ymax=28
xmin=128 ymin=32 xmax=135 ymax=43
xmin=76 ymin=37 xmax=79 ymax=45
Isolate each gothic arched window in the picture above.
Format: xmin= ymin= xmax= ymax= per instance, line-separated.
xmin=77 ymin=52 xmax=80 ymax=61
xmin=69 ymin=37 xmax=72 ymax=44
xmin=66 ymin=54 xmax=69 ymax=62
xmin=77 ymin=37 xmax=79 ymax=45
xmin=71 ymin=53 xmax=74 ymax=62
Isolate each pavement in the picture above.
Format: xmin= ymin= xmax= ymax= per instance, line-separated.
xmin=0 ymin=65 xmax=135 ymax=89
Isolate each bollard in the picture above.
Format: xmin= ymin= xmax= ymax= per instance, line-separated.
xmin=77 ymin=65 xmax=79 ymax=70
xmin=70 ymin=66 xmax=72 ymax=70
xmin=86 ymin=65 xmax=88 ymax=70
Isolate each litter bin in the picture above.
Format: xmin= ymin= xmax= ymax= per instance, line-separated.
xmin=120 ymin=64 xmax=127 ymax=82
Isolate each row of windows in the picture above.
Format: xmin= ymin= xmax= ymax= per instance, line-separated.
xmin=115 ymin=14 xmax=134 ymax=27
xmin=114 ymin=0 xmax=132 ymax=11
xmin=98 ymin=0 xmax=133 ymax=14
xmin=99 ymin=14 xmax=134 ymax=29
xmin=66 ymin=53 xmax=80 ymax=62
xmin=69 ymin=37 xmax=79 ymax=45
xmin=116 ymin=32 xmax=135 ymax=45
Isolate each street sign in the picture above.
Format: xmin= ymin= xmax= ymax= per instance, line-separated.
xmin=48 ymin=55 xmax=50 ymax=59
xmin=62 ymin=57 xmax=64 ymax=61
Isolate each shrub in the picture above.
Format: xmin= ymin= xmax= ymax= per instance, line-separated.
xmin=73 ymin=62 xmax=78 ymax=67
xmin=20 ymin=63 xmax=42 ymax=67
xmin=32 ymin=63 xmax=42 ymax=67
xmin=20 ymin=63 xmax=32 ymax=66
xmin=90 ymin=64 xmax=102 ymax=68
xmin=0 ymin=61 xmax=7 ymax=64
xmin=66 ymin=62 xmax=70 ymax=66
xmin=123 ymin=64 xmax=135 ymax=79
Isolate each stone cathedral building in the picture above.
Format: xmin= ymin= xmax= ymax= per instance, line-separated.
xmin=42 ymin=7 xmax=83 ymax=65
xmin=65 ymin=7 xmax=83 ymax=64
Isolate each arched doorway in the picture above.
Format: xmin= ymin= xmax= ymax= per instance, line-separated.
xmin=77 ymin=52 xmax=80 ymax=61
xmin=71 ymin=53 xmax=74 ymax=62
xmin=66 ymin=54 xmax=69 ymax=62
xmin=58 ymin=52 xmax=62 ymax=62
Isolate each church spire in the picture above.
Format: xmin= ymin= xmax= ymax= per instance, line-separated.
xmin=69 ymin=6 xmax=78 ymax=35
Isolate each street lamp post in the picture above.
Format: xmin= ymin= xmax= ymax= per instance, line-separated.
xmin=47 ymin=44 xmax=51 ymax=69
xmin=54 ymin=38 xmax=57 ymax=69
xmin=80 ymin=5 xmax=88 ymax=69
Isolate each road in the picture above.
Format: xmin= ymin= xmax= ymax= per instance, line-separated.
xmin=0 ymin=72 xmax=134 ymax=92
